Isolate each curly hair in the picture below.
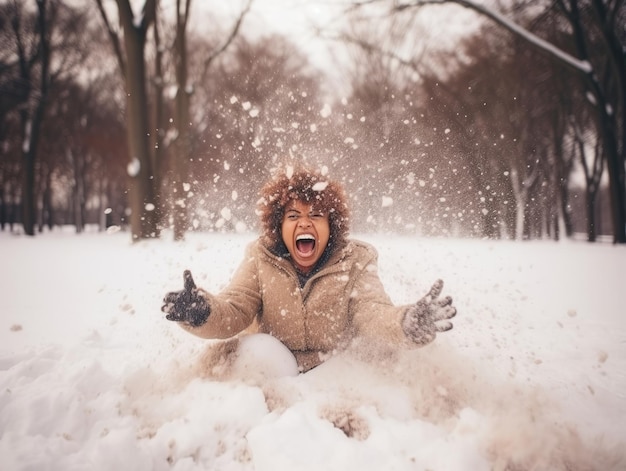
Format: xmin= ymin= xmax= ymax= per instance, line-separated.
xmin=258 ymin=168 xmax=350 ymax=255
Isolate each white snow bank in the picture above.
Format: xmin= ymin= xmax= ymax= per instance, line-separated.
xmin=1 ymin=230 xmax=624 ymax=470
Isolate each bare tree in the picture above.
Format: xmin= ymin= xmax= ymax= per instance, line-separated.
xmin=94 ymin=0 xmax=253 ymax=241
xmin=389 ymin=0 xmax=625 ymax=242
xmin=576 ymin=120 xmax=605 ymax=241
xmin=95 ymin=0 xmax=159 ymax=241
xmin=2 ymin=0 xmax=89 ymax=236
xmin=168 ymin=0 xmax=252 ymax=240
xmin=11 ymin=0 xmax=52 ymax=236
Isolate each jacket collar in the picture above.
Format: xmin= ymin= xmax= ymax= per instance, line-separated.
xmin=258 ymin=238 xmax=350 ymax=280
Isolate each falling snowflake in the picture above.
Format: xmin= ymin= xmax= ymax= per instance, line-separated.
xmin=127 ymin=157 xmax=140 ymax=177
xmin=220 ymin=207 xmax=232 ymax=220
xmin=320 ymin=104 xmax=332 ymax=118
xmin=313 ymin=182 xmax=328 ymax=192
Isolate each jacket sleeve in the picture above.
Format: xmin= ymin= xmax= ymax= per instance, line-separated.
xmin=349 ymin=244 xmax=415 ymax=348
xmin=180 ymin=242 xmax=261 ymax=339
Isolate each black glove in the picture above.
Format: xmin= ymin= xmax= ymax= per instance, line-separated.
xmin=161 ymin=270 xmax=210 ymax=327
xmin=402 ymin=279 xmax=457 ymax=346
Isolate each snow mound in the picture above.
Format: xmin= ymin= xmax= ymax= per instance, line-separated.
xmin=1 ymin=230 xmax=625 ymax=470
xmin=231 ymin=333 xmax=299 ymax=382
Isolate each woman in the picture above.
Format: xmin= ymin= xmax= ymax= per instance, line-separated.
xmin=161 ymin=167 xmax=457 ymax=373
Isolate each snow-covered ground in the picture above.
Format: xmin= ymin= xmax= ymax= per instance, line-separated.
xmin=1 ymin=227 xmax=624 ymax=470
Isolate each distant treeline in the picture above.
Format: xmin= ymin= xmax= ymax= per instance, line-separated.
xmin=1 ymin=0 xmax=623 ymax=242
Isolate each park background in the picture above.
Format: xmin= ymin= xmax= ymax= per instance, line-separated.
xmin=1 ymin=1 xmax=625 ymax=470
xmin=2 ymin=0 xmax=624 ymax=243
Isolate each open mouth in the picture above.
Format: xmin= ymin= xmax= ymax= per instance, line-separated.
xmin=295 ymin=234 xmax=316 ymax=256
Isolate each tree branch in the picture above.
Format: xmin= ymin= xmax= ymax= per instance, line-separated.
xmin=394 ymin=0 xmax=593 ymax=74
xmin=94 ymin=0 xmax=126 ymax=77
xmin=201 ymin=0 xmax=254 ymax=81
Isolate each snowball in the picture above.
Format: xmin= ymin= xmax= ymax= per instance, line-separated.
xmin=312 ymin=181 xmax=328 ymax=192
xmin=382 ymin=196 xmax=394 ymax=207
xmin=126 ymin=157 xmax=140 ymax=177
xmin=230 ymin=334 xmax=299 ymax=381
xmin=166 ymin=84 xmax=178 ymax=99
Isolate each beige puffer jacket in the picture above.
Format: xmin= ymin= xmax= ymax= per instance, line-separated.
xmin=182 ymin=238 xmax=414 ymax=371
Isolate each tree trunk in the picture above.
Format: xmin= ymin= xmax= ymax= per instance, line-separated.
xmin=152 ymin=9 xmax=166 ymax=233
xmin=117 ymin=0 xmax=159 ymax=241
xmin=173 ymin=2 xmax=192 ymax=241
xmin=586 ymin=187 xmax=597 ymax=242
xmin=20 ymin=136 xmax=37 ymax=236
xmin=559 ymin=182 xmax=573 ymax=237
xmin=0 ymin=192 xmax=5 ymax=231
xmin=20 ymin=1 xmax=51 ymax=236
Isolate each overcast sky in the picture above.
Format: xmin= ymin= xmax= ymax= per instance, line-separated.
xmin=189 ymin=0 xmax=482 ymax=90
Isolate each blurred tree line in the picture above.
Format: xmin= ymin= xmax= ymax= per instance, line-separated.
xmin=0 ymin=0 xmax=623 ymax=242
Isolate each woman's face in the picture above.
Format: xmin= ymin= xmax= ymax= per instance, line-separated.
xmin=281 ymin=199 xmax=330 ymax=274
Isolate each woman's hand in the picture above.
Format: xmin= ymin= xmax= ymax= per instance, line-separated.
xmin=402 ymin=279 xmax=456 ymax=346
xmin=161 ymin=270 xmax=210 ymax=327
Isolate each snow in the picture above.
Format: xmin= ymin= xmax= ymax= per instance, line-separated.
xmin=320 ymin=104 xmax=332 ymax=118
xmin=21 ymin=120 xmax=32 ymax=153
xmin=1 ymin=228 xmax=625 ymax=470
xmin=127 ymin=157 xmax=141 ymax=177
xmin=382 ymin=196 xmax=394 ymax=207
xmin=442 ymin=0 xmax=593 ymax=74
xmin=312 ymin=181 xmax=329 ymax=192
